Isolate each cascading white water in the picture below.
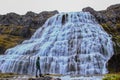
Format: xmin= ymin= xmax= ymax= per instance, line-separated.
xmin=0 ymin=12 xmax=114 ymax=76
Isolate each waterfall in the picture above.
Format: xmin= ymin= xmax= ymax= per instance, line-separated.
xmin=0 ymin=12 xmax=114 ymax=76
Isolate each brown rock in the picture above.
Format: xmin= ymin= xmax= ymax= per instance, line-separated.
xmin=28 ymin=76 xmax=58 ymax=80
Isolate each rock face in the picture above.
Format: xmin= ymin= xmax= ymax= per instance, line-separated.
xmin=0 ymin=10 xmax=58 ymax=54
xmin=82 ymin=4 xmax=120 ymax=73
xmin=0 ymin=10 xmax=58 ymax=28
xmin=0 ymin=13 xmax=21 ymax=26
xmin=21 ymin=11 xmax=59 ymax=29
xmin=82 ymin=4 xmax=120 ymax=24
xmin=0 ymin=45 xmax=5 ymax=54
xmin=28 ymin=76 xmax=61 ymax=80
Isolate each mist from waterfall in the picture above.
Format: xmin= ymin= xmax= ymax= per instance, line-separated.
xmin=0 ymin=12 xmax=114 ymax=76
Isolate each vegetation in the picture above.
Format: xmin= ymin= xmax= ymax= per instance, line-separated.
xmin=101 ymin=23 xmax=120 ymax=54
xmin=0 ymin=25 xmax=26 ymax=54
xmin=0 ymin=25 xmax=36 ymax=54
xmin=0 ymin=34 xmax=23 ymax=48
xmin=0 ymin=73 xmax=18 ymax=78
xmin=103 ymin=73 xmax=120 ymax=80
xmin=101 ymin=23 xmax=120 ymax=73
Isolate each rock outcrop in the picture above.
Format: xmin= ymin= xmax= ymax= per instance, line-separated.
xmin=82 ymin=4 xmax=120 ymax=24
xmin=21 ymin=10 xmax=58 ymax=28
xmin=82 ymin=4 xmax=120 ymax=73
xmin=28 ymin=76 xmax=61 ymax=80
xmin=0 ymin=10 xmax=58 ymax=28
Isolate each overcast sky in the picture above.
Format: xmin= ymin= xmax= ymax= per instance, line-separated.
xmin=0 ymin=0 xmax=120 ymax=14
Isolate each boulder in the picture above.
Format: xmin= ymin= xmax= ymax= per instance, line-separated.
xmin=82 ymin=7 xmax=97 ymax=16
xmin=28 ymin=76 xmax=61 ymax=80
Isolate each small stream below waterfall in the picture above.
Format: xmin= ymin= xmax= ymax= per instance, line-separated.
xmin=58 ymin=75 xmax=104 ymax=80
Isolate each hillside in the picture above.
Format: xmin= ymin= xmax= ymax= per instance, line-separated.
xmin=0 ymin=10 xmax=58 ymax=54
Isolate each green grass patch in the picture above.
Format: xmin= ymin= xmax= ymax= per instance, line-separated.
xmin=0 ymin=73 xmax=18 ymax=78
xmin=0 ymin=34 xmax=24 ymax=49
xmin=103 ymin=73 xmax=120 ymax=80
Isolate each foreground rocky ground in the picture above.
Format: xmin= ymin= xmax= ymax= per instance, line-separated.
xmin=1 ymin=73 xmax=120 ymax=80
xmin=0 ymin=73 xmax=61 ymax=80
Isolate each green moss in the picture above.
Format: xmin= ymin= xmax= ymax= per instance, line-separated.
xmin=116 ymin=24 xmax=120 ymax=29
xmin=116 ymin=23 xmax=120 ymax=26
xmin=103 ymin=73 xmax=120 ymax=80
xmin=0 ymin=25 xmax=23 ymax=35
xmin=0 ymin=34 xmax=24 ymax=49
xmin=101 ymin=24 xmax=111 ymax=32
xmin=0 ymin=73 xmax=18 ymax=78
xmin=101 ymin=23 xmax=120 ymax=55
xmin=100 ymin=22 xmax=120 ymax=73
xmin=101 ymin=23 xmax=117 ymax=35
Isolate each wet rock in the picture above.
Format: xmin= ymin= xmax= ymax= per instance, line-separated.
xmin=0 ymin=70 xmax=2 ymax=73
xmin=55 ymin=78 xmax=61 ymax=80
xmin=28 ymin=76 xmax=57 ymax=80
xmin=0 ymin=45 xmax=5 ymax=54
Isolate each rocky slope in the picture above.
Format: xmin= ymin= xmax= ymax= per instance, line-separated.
xmin=82 ymin=4 xmax=120 ymax=73
xmin=0 ymin=10 xmax=58 ymax=54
